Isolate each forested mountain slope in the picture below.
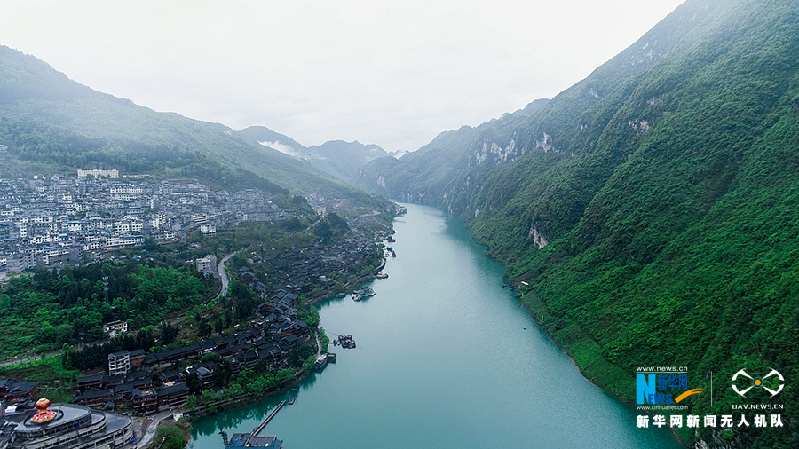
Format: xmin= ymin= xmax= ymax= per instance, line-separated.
xmin=0 ymin=45 xmax=356 ymax=197
xmin=359 ymin=0 xmax=799 ymax=446
xmin=236 ymin=126 xmax=388 ymax=183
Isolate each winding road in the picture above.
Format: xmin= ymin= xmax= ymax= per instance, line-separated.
xmin=217 ymin=253 xmax=234 ymax=298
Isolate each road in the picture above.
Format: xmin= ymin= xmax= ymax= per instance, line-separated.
xmin=217 ymin=253 xmax=234 ymax=298
xmin=0 ymin=340 xmax=103 ymax=368
xmin=0 ymin=353 xmax=60 ymax=368
xmin=134 ymin=409 xmax=183 ymax=448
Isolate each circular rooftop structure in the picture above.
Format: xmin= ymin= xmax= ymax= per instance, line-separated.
xmin=4 ymin=403 xmax=132 ymax=449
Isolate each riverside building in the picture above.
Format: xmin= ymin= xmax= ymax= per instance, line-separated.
xmin=0 ymin=398 xmax=132 ymax=449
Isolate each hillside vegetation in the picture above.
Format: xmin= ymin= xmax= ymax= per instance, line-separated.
xmin=0 ymin=45 xmax=361 ymax=198
xmin=358 ymin=0 xmax=799 ymax=447
xmin=236 ymin=126 xmax=389 ymax=183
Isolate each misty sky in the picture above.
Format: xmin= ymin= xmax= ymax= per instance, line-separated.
xmin=1 ymin=0 xmax=685 ymax=153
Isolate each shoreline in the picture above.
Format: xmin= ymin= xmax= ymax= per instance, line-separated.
xmin=181 ymin=264 xmax=387 ymax=445
xmin=514 ymin=280 xmax=690 ymax=447
xmin=394 ymin=202 xmax=690 ymax=447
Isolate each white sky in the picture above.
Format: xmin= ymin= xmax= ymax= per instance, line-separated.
xmin=1 ymin=0 xmax=685 ymax=152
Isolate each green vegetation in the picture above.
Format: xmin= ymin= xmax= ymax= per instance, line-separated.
xmin=154 ymin=421 xmax=191 ymax=449
xmin=0 ymin=356 xmax=77 ymax=403
xmin=0 ymin=263 xmax=217 ymax=359
xmin=361 ymin=0 xmax=799 ymax=447
xmin=0 ymin=44 xmax=380 ymax=200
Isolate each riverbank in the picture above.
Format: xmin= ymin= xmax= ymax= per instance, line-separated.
xmin=190 ymin=203 xmax=681 ymax=449
xmin=517 ymin=290 xmax=690 ymax=446
xmin=303 ymin=254 xmax=387 ymax=307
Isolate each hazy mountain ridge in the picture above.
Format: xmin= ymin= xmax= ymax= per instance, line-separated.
xmin=0 ymin=45 xmax=361 ymax=197
xmin=236 ymin=126 xmax=388 ymax=182
xmin=358 ymin=0 xmax=799 ymax=447
xmin=355 ymin=97 xmax=551 ymax=198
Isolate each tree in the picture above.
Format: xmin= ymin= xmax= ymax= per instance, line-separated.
xmin=201 ymin=389 xmax=217 ymax=405
xmin=155 ymin=425 xmax=187 ymax=449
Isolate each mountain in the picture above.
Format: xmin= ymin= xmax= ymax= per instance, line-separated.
xmin=0 ymin=45 xmax=357 ymax=197
xmin=305 ymin=140 xmax=388 ymax=182
xmin=356 ymin=98 xmax=550 ymax=197
xmin=358 ymin=0 xmax=799 ymax=447
xmin=236 ymin=126 xmax=387 ymax=182
xmin=235 ymin=125 xmax=307 ymax=158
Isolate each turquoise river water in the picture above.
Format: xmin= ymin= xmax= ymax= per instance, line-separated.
xmin=190 ymin=203 xmax=682 ymax=448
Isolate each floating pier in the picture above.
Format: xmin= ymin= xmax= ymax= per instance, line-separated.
xmin=250 ymin=400 xmax=286 ymax=438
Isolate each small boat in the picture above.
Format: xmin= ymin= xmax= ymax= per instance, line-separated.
xmin=375 ymin=272 xmax=389 ymax=279
xmin=355 ymin=287 xmax=375 ymax=297
xmin=338 ymin=335 xmax=356 ymax=349
xmin=352 ymin=294 xmax=362 ymax=302
xmin=289 ymin=398 xmax=296 ymax=405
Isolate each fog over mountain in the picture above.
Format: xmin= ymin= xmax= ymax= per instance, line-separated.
xmin=0 ymin=0 xmax=686 ymax=153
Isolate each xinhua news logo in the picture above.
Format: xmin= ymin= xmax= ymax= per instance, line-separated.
xmin=636 ymin=366 xmax=701 ymax=409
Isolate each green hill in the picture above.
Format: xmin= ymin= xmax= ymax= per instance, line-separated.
xmin=0 ymin=45 xmax=356 ymax=197
xmin=236 ymin=126 xmax=389 ymax=183
xmin=359 ymin=0 xmax=799 ymax=446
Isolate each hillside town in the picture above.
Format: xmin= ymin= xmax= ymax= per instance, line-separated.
xmin=0 ymin=168 xmax=399 ymax=449
xmin=70 ymin=292 xmax=310 ymax=415
xmin=0 ymin=171 xmax=296 ymax=274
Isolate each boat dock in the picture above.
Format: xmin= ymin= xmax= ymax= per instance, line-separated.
xmin=250 ymin=400 xmax=286 ymax=438
xmin=313 ymin=353 xmax=328 ymax=369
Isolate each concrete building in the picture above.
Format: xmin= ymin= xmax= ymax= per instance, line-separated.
xmin=77 ymin=169 xmax=119 ymax=178
xmin=0 ymin=401 xmax=132 ymax=449
xmin=195 ymin=255 xmax=218 ymax=273
xmin=107 ymin=351 xmax=130 ymax=376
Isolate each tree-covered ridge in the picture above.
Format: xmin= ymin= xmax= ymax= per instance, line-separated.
xmin=0 ymin=262 xmax=217 ymax=357
xmin=0 ymin=45 xmax=363 ymax=198
xmin=358 ymin=0 xmax=799 ymax=447
xmin=0 ymin=118 xmax=290 ymax=194
xmin=236 ymin=126 xmax=390 ymax=183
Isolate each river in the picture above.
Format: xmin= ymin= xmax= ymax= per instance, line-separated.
xmin=190 ymin=203 xmax=682 ymax=448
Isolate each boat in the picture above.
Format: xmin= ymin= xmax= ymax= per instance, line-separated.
xmin=352 ymin=294 xmax=362 ymax=302
xmin=375 ymin=272 xmax=389 ymax=279
xmin=355 ymin=287 xmax=375 ymax=297
xmin=337 ymin=334 xmax=356 ymax=349
xmin=313 ymin=353 xmax=328 ymax=369
xmin=288 ymin=397 xmax=296 ymax=405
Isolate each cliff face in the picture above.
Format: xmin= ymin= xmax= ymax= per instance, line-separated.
xmin=359 ymin=1 xmax=799 ymax=446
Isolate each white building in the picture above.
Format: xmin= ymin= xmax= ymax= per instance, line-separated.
xmin=108 ymin=350 xmax=131 ymax=376
xmin=77 ymin=169 xmax=119 ymax=178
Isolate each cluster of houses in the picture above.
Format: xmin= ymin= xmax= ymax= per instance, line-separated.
xmin=238 ymin=228 xmax=383 ymax=300
xmin=0 ymin=173 xmax=295 ymax=273
xmin=0 ymin=380 xmax=38 ymax=408
xmin=73 ymin=291 xmax=311 ymax=415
